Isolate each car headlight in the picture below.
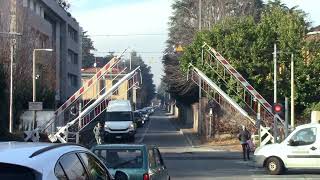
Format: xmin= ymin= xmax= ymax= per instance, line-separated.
xmin=104 ymin=123 xmax=109 ymax=129
xmin=129 ymin=123 xmax=134 ymax=130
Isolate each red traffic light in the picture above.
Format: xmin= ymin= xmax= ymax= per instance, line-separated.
xmin=273 ymin=103 xmax=283 ymax=114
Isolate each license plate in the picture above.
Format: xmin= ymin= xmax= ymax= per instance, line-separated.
xmin=115 ymin=136 xmax=122 ymax=139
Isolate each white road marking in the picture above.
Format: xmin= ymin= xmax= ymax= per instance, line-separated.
xmin=136 ymin=118 xmax=152 ymax=143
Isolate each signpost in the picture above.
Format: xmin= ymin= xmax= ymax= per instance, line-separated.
xmin=29 ymin=102 xmax=43 ymax=130
xmin=29 ymin=102 xmax=43 ymax=111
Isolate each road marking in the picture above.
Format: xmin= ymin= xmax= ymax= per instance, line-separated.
xmin=136 ymin=117 xmax=152 ymax=143
xmin=180 ymin=129 xmax=195 ymax=148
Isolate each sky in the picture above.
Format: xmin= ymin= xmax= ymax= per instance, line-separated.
xmin=69 ymin=0 xmax=320 ymax=87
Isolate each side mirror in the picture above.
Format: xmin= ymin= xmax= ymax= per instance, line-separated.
xmin=288 ymin=139 xmax=295 ymax=146
xmin=114 ymin=170 xmax=129 ymax=180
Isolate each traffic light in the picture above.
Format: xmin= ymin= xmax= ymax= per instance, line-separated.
xmin=273 ymin=103 xmax=283 ymax=114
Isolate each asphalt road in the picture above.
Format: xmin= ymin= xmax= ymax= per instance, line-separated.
xmin=135 ymin=110 xmax=320 ymax=180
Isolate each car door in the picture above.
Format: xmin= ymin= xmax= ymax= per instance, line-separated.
xmin=154 ymin=148 xmax=169 ymax=180
xmin=285 ymin=127 xmax=318 ymax=168
xmin=148 ymin=148 xmax=161 ymax=180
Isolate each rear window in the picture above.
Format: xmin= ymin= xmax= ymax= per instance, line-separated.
xmin=93 ymin=149 xmax=143 ymax=169
xmin=0 ymin=163 xmax=38 ymax=180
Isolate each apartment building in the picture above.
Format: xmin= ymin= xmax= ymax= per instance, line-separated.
xmin=3 ymin=0 xmax=82 ymax=104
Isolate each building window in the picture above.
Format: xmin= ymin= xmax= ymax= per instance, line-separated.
xmin=68 ymin=73 xmax=78 ymax=87
xmin=68 ymin=50 xmax=78 ymax=64
xmin=68 ymin=25 xmax=78 ymax=42
xmin=112 ymin=80 xmax=119 ymax=95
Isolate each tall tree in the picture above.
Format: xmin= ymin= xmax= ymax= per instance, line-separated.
xmin=163 ymin=0 xmax=263 ymax=105
xmin=82 ymin=31 xmax=96 ymax=68
xmin=127 ymin=52 xmax=156 ymax=107
xmin=179 ymin=1 xmax=320 ymax=122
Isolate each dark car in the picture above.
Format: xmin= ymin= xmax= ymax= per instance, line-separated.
xmin=91 ymin=144 xmax=170 ymax=180
xmin=137 ymin=109 xmax=149 ymax=122
xmin=133 ymin=111 xmax=144 ymax=127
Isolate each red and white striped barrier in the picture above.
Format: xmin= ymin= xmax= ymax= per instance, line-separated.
xmin=203 ymin=43 xmax=284 ymax=125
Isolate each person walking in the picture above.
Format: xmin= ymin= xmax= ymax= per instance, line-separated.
xmin=93 ymin=122 xmax=104 ymax=144
xmin=238 ymin=125 xmax=251 ymax=161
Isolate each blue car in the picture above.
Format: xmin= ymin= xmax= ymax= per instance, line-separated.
xmin=91 ymin=144 xmax=170 ymax=180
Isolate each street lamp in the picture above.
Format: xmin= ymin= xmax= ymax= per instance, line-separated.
xmin=32 ymin=49 xmax=53 ymax=102
xmin=32 ymin=49 xmax=53 ymax=130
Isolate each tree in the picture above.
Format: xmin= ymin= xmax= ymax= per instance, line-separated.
xmin=126 ymin=52 xmax=156 ymax=107
xmin=179 ymin=1 xmax=320 ymax=123
xmin=163 ymin=0 xmax=263 ymax=105
xmin=82 ymin=31 xmax=96 ymax=68
xmin=56 ymin=0 xmax=70 ymax=11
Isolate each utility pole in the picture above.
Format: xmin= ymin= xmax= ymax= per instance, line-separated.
xmin=285 ymin=97 xmax=289 ymax=137
xmin=9 ymin=0 xmax=17 ymax=133
xmin=273 ymin=43 xmax=278 ymax=143
xmin=199 ymin=0 xmax=202 ymax=31
xmin=273 ymin=43 xmax=277 ymax=104
xmin=129 ymin=51 xmax=132 ymax=70
xmin=290 ymin=54 xmax=295 ymax=129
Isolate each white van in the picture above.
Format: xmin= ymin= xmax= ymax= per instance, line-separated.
xmin=254 ymin=123 xmax=320 ymax=175
xmin=104 ymin=100 xmax=136 ymax=142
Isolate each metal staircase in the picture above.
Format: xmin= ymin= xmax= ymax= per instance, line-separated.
xmin=24 ymin=50 xmax=142 ymax=143
xmin=188 ymin=43 xmax=285 ymax=145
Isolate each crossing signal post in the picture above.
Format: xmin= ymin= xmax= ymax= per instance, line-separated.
xmin=273 ymin=103 xmax=283 ymax=143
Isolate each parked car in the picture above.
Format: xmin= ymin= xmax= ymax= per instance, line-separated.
xmin=133 ymin=111 xmax=145 ymax=128
xmin=104 ymin=100 xmax=136 ymax=142
xmin=137 ymin=109 xmax=150 ymax=122
xmin=91 ymin=144 xmax=170 ymax=180
xmin=0 ymin=142 xmax=128 ymax=180
xmin=254 ymin=123 xmax=320 ymax=175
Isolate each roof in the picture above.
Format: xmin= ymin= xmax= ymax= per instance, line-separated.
xmin=107 ymin=100 xmax=132 ymax=112
xmin=0 ymin=142 xmax=88 ymax=172
xmin=93 ymin=144 xmax=146 ymax=148
xmin=93 ymin=144 xmax=157 ymax=150
xmin=295 ymin=123 xmax=320 ymax=130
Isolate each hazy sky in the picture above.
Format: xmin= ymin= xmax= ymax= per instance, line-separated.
xmin=69 ymin=0 xmax=320 ymax=87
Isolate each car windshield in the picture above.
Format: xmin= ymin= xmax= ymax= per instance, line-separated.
xmin=93 ymin=149 xmax=143 ymax=169
xmin=0 ymin=163 xmax=36 ymax=180
xmin=106 ymin=112 xmax=132 ymax=121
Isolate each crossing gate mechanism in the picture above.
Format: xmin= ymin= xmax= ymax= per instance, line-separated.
xmin=187 ymin=43 xmax=285 ymax=146
xmin=24 ymin=49 xmax=142 ymax=143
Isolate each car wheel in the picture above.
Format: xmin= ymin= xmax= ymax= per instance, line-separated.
xmin=265 ymin=157 xmax=284 ymax=175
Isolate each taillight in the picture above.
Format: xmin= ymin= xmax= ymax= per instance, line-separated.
xmin=143 ymin=173 xmax=150 ymax=180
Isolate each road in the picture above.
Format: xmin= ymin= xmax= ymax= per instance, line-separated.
xmin=135 ymin=110 xmax=320 ymax=180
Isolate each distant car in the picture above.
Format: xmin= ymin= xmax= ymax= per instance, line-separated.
xmin=133 ymin=111 xmax=144 ymax=127
xmin=91 ymin=144 xmax=170 ymax=180
xmin=137 ymin=109 xmax=150 ymax=121
xmin=0 ymin=142 xmax=128 ymax=180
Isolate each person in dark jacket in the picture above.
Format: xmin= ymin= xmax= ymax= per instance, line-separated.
xmin=238 ymin=125 xmax=251 ymax=161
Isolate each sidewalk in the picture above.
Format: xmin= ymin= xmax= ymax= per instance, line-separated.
xmin=169 ymin=115 xmax=242 ymax=152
